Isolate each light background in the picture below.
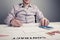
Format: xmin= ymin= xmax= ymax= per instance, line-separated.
xmin=0 ymin=0 xmax=60 ymax=24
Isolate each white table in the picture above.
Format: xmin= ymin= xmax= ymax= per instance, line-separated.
xmin=0 ymin=22 xmax=60 ymax=40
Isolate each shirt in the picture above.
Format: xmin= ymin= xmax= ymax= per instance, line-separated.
xmin=5 ymin=3 xmax=44 ymax=25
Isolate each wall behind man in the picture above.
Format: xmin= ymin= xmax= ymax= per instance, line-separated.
xmin=0 ymin=0 xmax=60 ymax=24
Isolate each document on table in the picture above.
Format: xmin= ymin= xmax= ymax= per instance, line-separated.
xmin=0 ymin=22 xmax=60 ymax=40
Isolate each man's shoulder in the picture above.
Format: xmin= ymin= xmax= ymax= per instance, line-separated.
xmin=31 ymin=4 xmax=38 ymax=9
xmin=13 ymin=3 xmax=22 ymax=7
xmin=12 ymin=3 xmax=23 ymax=10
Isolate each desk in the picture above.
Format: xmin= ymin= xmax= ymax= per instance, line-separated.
xmin=0 ymin=22 xmax=60 ymax=40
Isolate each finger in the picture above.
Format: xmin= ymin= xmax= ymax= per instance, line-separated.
xmin=45 ymin=20 xmax=48 ymax=26
xmin=13 ymin=22 xmax=19 ymax=27
xmin=16 ymin=20 xmax=22 ymax=26
xmin=15 ymin=20 xmax=22 ymax=27
xmin=47 ymin=32 xmax=55 ymax=36
xmin=41 ymin=19 xmax=44 ymax=26
xmin=15 ymin=20 xmax=20 ymax=25
xmin=12 ymin=21 xmax=20 ymax=27
xmin=45 ymin=19 xmax=49 ymax=26
xmin=14 ymin=23 xmax=20 ymax=27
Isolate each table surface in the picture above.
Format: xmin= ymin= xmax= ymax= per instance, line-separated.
xmin=0 ymin=22 xmax=60 ymax=40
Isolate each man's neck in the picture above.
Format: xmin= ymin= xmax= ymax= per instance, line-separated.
xmin=23 ymin=3 xmax=30 ymax=7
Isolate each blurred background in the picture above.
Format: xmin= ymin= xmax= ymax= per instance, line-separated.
xmin=0 ymin=0 xmax=60 ymax=24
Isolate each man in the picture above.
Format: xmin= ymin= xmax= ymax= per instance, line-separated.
xmin=5 ymin=0 xmax=49 ymax=27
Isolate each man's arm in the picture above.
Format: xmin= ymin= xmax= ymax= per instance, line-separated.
xmin=5 ymin=6 xmax=15 ymax=25
xmin=5 ymin=5 xmax=22 ymax=27
xmin=35 ymin=6 xmax=49 ymax=26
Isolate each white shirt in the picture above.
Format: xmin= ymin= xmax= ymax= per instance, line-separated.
xmin=5 ymin=3 xmax=44 ymax=25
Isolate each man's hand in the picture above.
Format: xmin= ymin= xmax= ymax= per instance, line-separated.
xmin=10 ymin=19 xmax=22 ymax=27
xmin=40 ymin=18 xmax=49 ymax=26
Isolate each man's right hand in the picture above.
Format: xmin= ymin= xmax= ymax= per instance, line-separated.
xmin=10 ymin=19 xmax=22 ymax=27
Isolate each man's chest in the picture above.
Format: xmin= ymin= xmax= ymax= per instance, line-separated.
xmin=15 ymin=7 xmax=36 ymax=17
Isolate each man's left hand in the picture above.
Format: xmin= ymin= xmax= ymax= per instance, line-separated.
xmin=40 ymin=18 xmax=49 ymax=26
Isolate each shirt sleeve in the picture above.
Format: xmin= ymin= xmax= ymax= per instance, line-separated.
xmin=4 ymin=6 xmax=15 ymax=25
xmin=33 ymin=5 xmax=44 ymax=23
xmin=35 ymin=6 xmax=44 ymax=20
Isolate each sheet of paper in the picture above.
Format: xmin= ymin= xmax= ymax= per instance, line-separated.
xmin=0 ymin=22 xmax=60 ymax=40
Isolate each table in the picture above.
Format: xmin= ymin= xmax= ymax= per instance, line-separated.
xmin=0 ymin=22 xmax=60 ymax=40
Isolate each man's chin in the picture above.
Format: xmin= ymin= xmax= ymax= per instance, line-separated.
xmin=24 ymin=1 xmax=30 ymax=4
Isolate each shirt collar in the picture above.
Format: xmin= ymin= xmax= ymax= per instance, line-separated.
xmin=19 ymin=3 xmax=32 ymax=8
